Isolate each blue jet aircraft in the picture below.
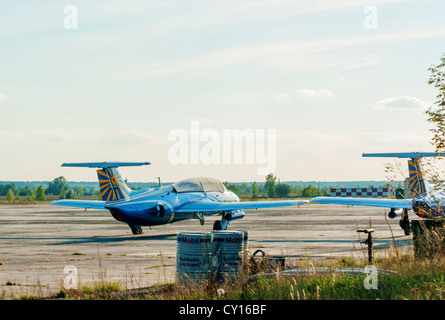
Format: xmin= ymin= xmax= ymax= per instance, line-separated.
xmin=51 ymin=162 xmax=307 ymax=234
xmin=310 ymin=152 xmax=445 ymax=235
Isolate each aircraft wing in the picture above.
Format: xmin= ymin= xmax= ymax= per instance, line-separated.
xmin=310 ymin=196 xmax=413 ymax=209
xmin=173 ymin=199 xmax=308 ymax=213
xmin=50 ymin=200 xmax=107 ymax=210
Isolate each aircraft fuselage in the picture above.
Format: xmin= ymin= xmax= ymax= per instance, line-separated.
xmin=105 ymin=185 xmax=239 ymax=226
xmin=412 ymin=191 xmax=445 ymax=218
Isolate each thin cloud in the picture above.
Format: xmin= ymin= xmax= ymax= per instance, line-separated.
xmin=373 ymin=96 xmax=430 ymax=110
xmin=0 ymin=93 xmax=7 ymax=102
xmin=141 ymin=27 xmax=445 ymax=77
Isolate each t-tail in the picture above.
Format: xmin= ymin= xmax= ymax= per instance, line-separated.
xmin=362 ymin=152 xmax=443 ymax=198
xmin=61 ymin=161 xmax=150 ymax=201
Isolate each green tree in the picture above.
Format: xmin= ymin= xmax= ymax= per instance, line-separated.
xmin=224 ymin=182 xmax=240 ymax=196
xmin=275 ymin=183 xmax=292 ymax=198
xmin=73 ymin=186 xmax=86 ymax=197
xmin=19 ymin=186 xmax=34 ymax=197
xmin=65 ymin=188 xmax=74 ymax=199
xmin=426 ymin=54 xmax=445 ymax=153
xmin=321 ymin=186 xmax=331 ymax=196
xmin=252 ymin=182 xmax=259 ymax=199
xmin=88 ymin=187 xmax=97 ymax=196
xmin=294 ymin=185 xmax=303 ymax=197
xmin=35 ymin=185 xmax=46 ymax=201
xmin=0 ymin=183 xmax=16 ymax=196
xmin=423 ymin=54 xmax=445 ymax=188
xmin=302 ymin=185 xmax=318 ymax=197
xmin=6 ymin=189 xmax=15 ymax=202
xmin=46 ymin=176 xmax=68 ymax=195
xmin=239 ymin=183 xmax=251 ymax=195
xmin=265 ymin=173 xmax=277 ymax=198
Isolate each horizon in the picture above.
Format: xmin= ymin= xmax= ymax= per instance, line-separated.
xmin=0 ymin=179 xmax=403 ymax=185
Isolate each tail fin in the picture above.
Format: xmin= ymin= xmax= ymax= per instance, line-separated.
xmin=97 ymin=167 xmax=132 ymax=201
xmin=407 ymin=158 xmax=428 ymax=197
xmin=61 ymin=161 xmax=150 ymax=202
xmin=362 ymin=152 xmax=441 ymax=197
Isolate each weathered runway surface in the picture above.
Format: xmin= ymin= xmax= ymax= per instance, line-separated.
xmin=0 ymin=203 xmax=412 ymax=297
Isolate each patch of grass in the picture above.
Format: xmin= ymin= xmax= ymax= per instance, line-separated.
xmin=150 ymin=264 xmax=175 ymax=269
xmin=162 ymin=253 xmax=445 ymax=300
xmin=55 ymin=281 xmax=124 ymax=300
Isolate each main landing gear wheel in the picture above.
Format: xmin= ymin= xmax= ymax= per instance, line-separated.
xmin=213 ymin=220 xmax=222 ymax=231
xmin=399 ymin=209 xmax=411 ymax=236
xmin=129 ymin=225 xmax=143 ymax=235
xmin=213 ymin=220 xmax=228 ymax=231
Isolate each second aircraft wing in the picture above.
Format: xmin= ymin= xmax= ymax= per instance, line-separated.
xmin=310 ymin=196 xmax=413 ymax=209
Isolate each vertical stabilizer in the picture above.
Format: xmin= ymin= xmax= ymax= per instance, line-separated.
xmin=407 ymin=158 xmax=428 ymax=197
xmin=97 ymin=168 xmax=132 ymax=201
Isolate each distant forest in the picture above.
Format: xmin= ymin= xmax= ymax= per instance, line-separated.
xmin=0 ymin=177 xmax=403 ymax=201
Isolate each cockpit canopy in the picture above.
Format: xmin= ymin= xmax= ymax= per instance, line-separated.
xmin=172 ymin=177 xmax=227 ymax=193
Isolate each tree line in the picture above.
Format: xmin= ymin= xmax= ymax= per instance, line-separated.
xmin=224 ymin=173 xmax=331 ymax=198
xmin=0 ymin=176 xmax=98 ymax=202
xmin=1 ymin=173 xmax=396 ymax=203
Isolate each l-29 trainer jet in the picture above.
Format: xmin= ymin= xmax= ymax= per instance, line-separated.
xmin=51 ymin=162 xmax=307 ymax=234
xmin=311 ymin=152 xmax=445 ymax=235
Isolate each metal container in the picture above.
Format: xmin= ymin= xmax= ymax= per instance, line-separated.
xmin=237 ymin=229 xmax=249 ymax=252
xmin=212 ymin=230 xmax=245 ymax=274
xmin=175 ymin=232 xmax=213 ymax=285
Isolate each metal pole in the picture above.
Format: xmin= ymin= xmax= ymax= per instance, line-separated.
xmin=357 ymin=229 xmax=375 ymax=265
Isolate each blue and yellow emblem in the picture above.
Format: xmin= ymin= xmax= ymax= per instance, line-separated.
xmin=97 ymin=168 xmax=132 ymax=201
xmin=408 ymin=159 xmax=426 ymax=196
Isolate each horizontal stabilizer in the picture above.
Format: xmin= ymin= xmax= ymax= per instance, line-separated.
xmin=62 ymin=161 xmax=150 ymax=168
xmin=51 ymin=199 xmax=107 ymax=210
xmin=362 ymin=152 xmax=441 ymax=159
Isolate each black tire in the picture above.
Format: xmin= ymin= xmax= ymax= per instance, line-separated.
xmin=130 ymin=225 xmax=143 ymax=235
xmin=399 ymin=219 xmax=411 ymax=236
xmin=213 ymin=220 xmax=222 ymax=231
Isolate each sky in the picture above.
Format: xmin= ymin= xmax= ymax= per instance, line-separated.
xmin=1 ymin=0 xmax=445 ymax=183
